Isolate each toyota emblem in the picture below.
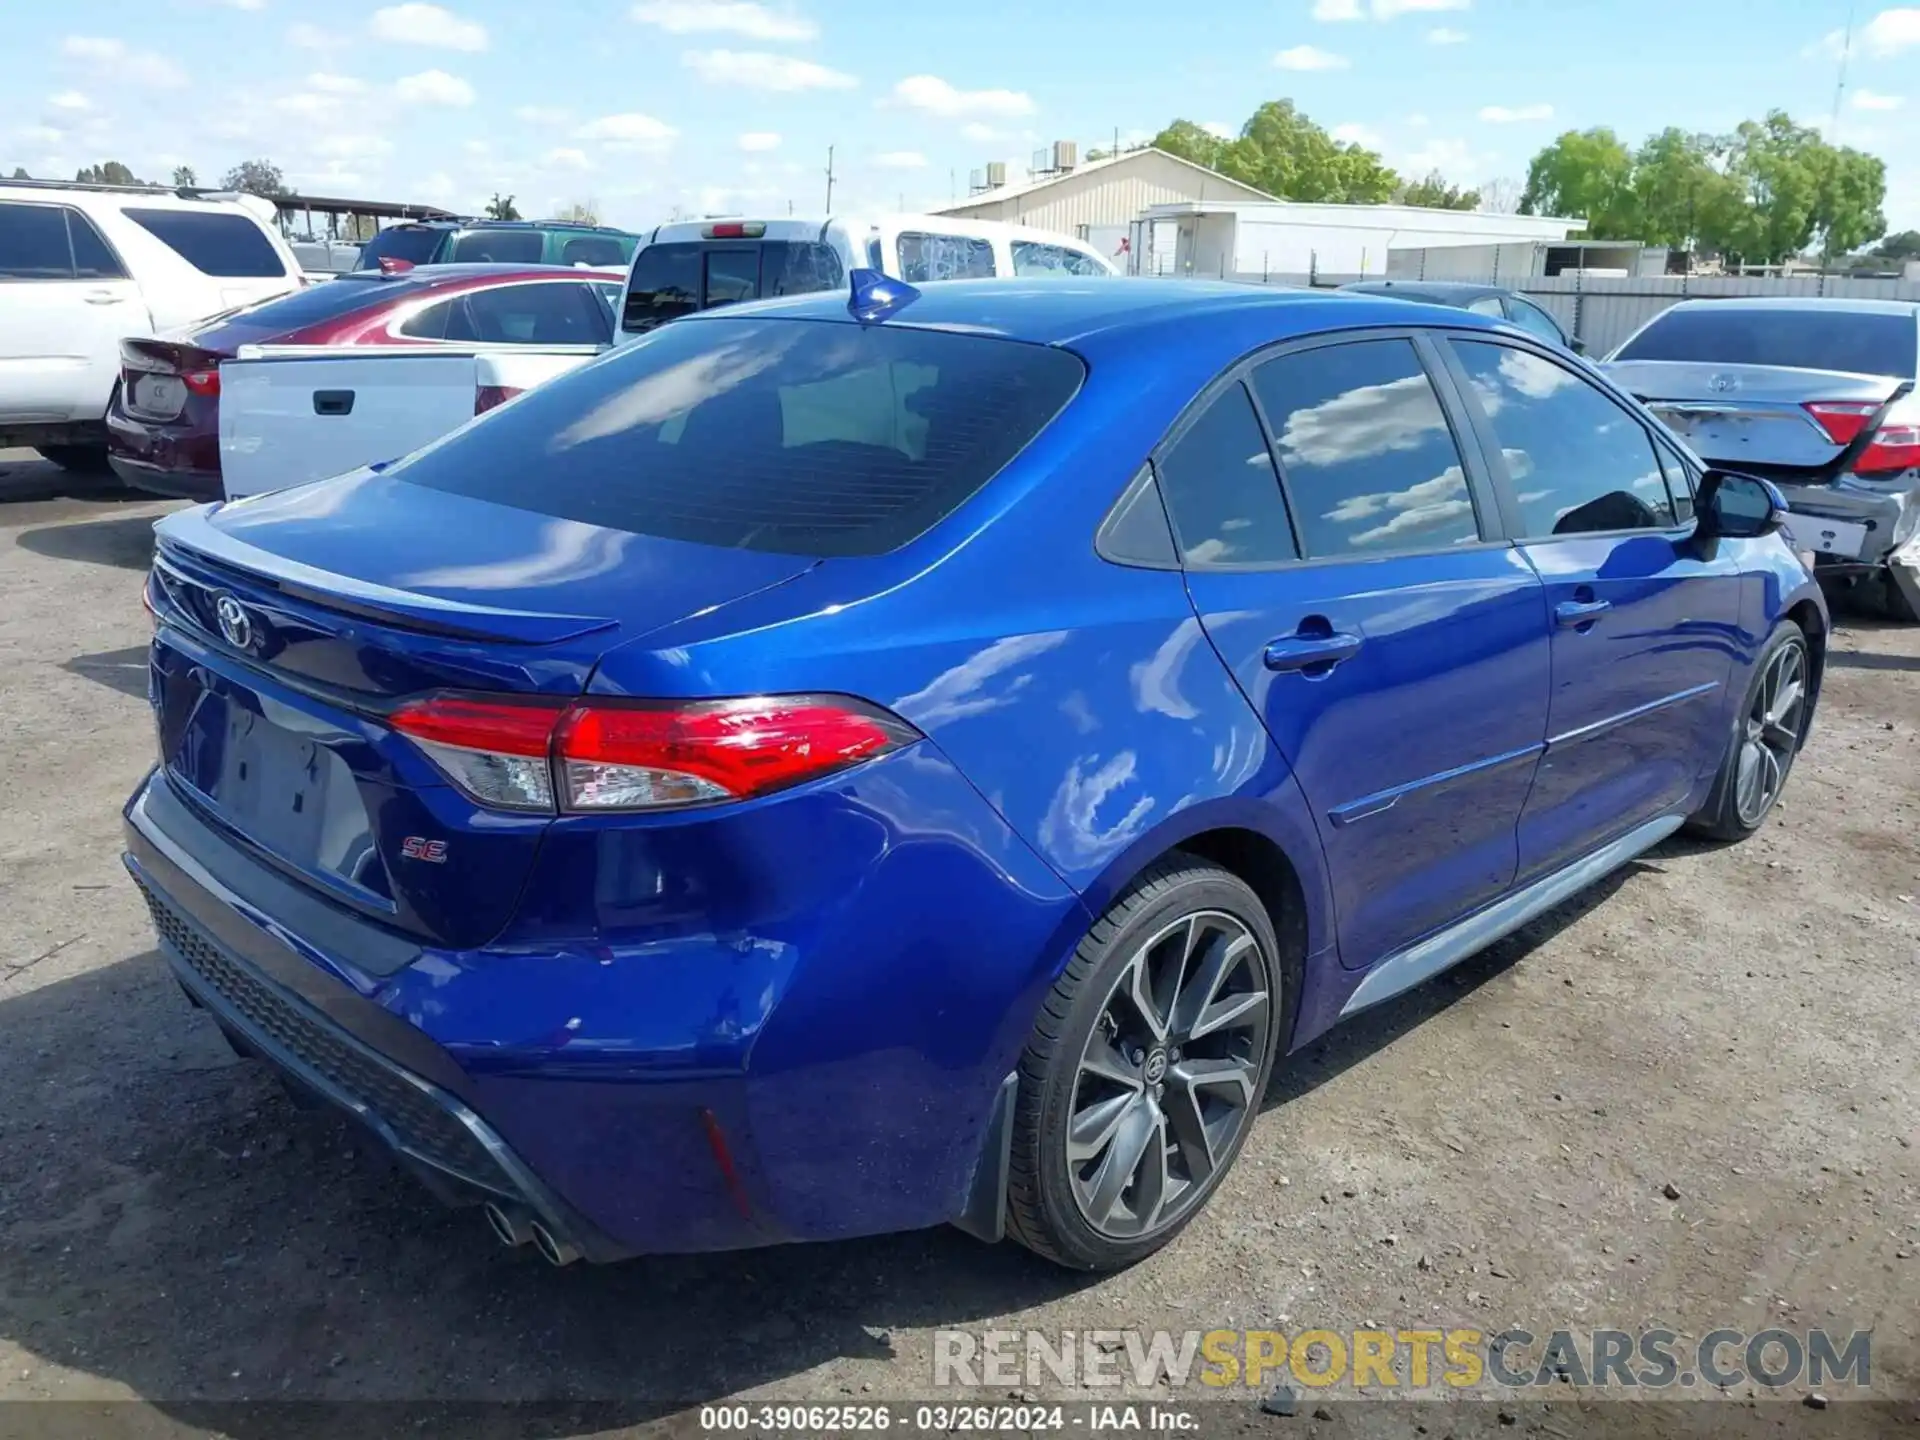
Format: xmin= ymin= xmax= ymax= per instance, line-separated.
xmin=214 ymin=594 xmax=253 ymax=649
xmin=1707 ymin=373 xmax=1739 ymax=393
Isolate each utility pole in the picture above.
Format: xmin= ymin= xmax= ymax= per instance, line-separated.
xmin=824 ymin=144 xmax=835 ymax=211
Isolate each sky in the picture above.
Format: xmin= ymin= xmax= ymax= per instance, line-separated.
xmin=7 ymin=0 xmax=1918 ymax=235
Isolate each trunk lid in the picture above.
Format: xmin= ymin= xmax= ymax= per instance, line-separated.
xmin=1607 ymin=360 xmax=1903 ymax=472
xmin=148 ymin=473 xmax=815 ymax=948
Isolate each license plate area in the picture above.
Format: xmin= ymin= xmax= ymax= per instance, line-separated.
xmin=1781 ymin=513 xmax=1869 ymax=557
xmin=129 ymin=373 xmax=188 ymax=420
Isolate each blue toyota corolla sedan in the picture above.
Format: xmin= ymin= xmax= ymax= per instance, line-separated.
xmin=124 ymin=276 xmax=1825 ymax=1271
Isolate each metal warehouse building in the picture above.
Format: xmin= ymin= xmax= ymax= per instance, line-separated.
xmin=929 ymin=145 xmax=1277 ymax=266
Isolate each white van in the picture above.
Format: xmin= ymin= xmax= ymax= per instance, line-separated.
xmin=0 ymin=181 xmax=303 ymax=470
xmin=617 ymin=214 xmax=1115 ymax=339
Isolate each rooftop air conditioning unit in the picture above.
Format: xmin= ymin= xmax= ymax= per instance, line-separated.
xmin=985 ymin=161 xmax=1008 ymax=188
xmin=1053 ymin=141 xmax=1078 ymax=172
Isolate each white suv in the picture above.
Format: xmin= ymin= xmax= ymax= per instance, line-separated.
xmin=0 ymin=182 xmax=303 ymax=471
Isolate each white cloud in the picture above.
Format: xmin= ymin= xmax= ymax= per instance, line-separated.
xmin=416 ymin=171 xmax=457 ymax=201
xmin=47 ymin=91 xmax=92 ymax=111
xmin=631 ymin=0 xmax=815 ymax=40
xmin=1274 ymin=44 xmax=1349 ymax=70
xmin=370 ymin=3 xmax=488 ymax=50
xmin=738 ymin=130 xmax=782 ymax=150
xmin=1480 ymin=103 xmax=1553 ymax=123
xmin=1372 ymin=0 xmax=1468 ymax=14
xmin=308 ymin=72 xmax=365 ymax=93
xmin=60 ymin=36 xmax=187 ymax=88
xmin=1853 ymin=88 xmax=1906 ymax=111
xmin=1397 ymin=135 xmax=1497 ymax=176
xmin=890 ymin=74 xmax=1034 ymax=118
xmin=875 ymin=150 xmax=928 ymax=168
xmin=276 ymin=91 xmax=342 ymax=118
xmin=544 ymin=147 xmax=592 ymax=170
xmin=395 ymin=69 xmax=475 ymax=105
xmin=1407 ymin=112 xmax=1431 ymax=127
xmin=1865 ymin=7 xmax=1920 ymax=54
xmin=312 ymin=133 xmax=394 ymax=159
xmin=1312 ymin=0 xmax=1364 ymax=16
xmin=214 ymin=0 xmax=266 ymax=9
xmin=576 ymin=111 xmax=679 ymax=149
xmin=1333 ymin=122 xmax=1385 ymax=148
xmin=684 ymin=49 xmax=856 ymax=90
xmin=514 ymin=105 xmax=570 ymax=124
xmin=287 ymin=21 xmax=343 ymax=48
xmin=1428 ymin=26 xmax=1468 ymax=43
xmin=960 ymin=122 xmax=1006 ymax=142
xmin=1201 ymin=121 xmax=1235 ymax=140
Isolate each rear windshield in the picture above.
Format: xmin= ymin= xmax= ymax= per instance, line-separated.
xmin=448 ymin=229 xmax=545 ymax=264
xmin=123 ymin=208 xmax=287 ymax=278
xmin=397 ymin=317 xmax=1084 ymax=556
xmin=193 ymin=276 xmax=397 ymax=343
xmin=1615 ymin=306 xmax=1919 ymax=378
xmin=355 ymin=227 xmax=444 ymax=270
xmin=621 ymin=240 xmax=845 ymax=333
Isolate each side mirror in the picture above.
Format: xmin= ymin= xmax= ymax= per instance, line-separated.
xmin=1696 ymin=469 xmax=1788 ymax=540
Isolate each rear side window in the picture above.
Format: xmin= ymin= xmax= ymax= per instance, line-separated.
xmin=764 ymin=241 xmax=844 ymax=296
xmin=1507 ymin=296 xmax=1566 ymax=345
xmin=1253 ymin=339 xmax=1481 ymax=557
xmin=123 ymin=208 xmax=287 ymax=278
xmin=1156 ymin=383 xmax=1298 ymax=567
xmin=0 ymin=202 xmax=125 ymax=280
xmin=448 ymin=229 xmax=545 ymax=264
xmin=897 ymin=232 xmax=996 ymax=282
xmin=397 ymin=317 xmax=1085 ymax=556
xmin=1453 ymin=340 xmax=1676 ymax=535
xmin=623 ymin=243 xmax=701 ymax=332
xmin=1615 ymin=306 xmax=1918 ymax=379
xmin=446 ymin=283 xmax=606 ymax=344
xmin=558 ymin=234 xmax=632 ymax=266
xmin=355 ymin=226 xmax=444 ymax=270
xmin=1011 ymin=241 xmax=1107 ymax=277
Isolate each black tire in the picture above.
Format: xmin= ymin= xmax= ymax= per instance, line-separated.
xmin=1005 ymin=853 xmax=1285 ymax=1270
xmin=36 ymin=444 xmax=113 ymax=474
xmin=1686 ymin=619 xmax=1812 ymax=842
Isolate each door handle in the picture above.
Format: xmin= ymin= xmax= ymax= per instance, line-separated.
xmin=312 ymin=390 xmax=355 ymax=416
xmin=1263 ymin=632 xmax=1364 ymax=673
xmin=1554 ymin=598 xmax=1612 ymax=627
xmin=84 ymin=291 xmax=124 ymax=305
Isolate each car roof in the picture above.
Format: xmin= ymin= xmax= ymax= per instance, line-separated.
xmin=384 ymin=218 xmax=630 ymax=234
xmin=1661 ymin=296 xmax=1920 ymax=316
xmin=1343 ymin=280 xmax=1512 ymax=303
xmin=682 ymin=277 xmax=1506 ymax=348
xmin=393 ymin=263 xmax=625 ymax=281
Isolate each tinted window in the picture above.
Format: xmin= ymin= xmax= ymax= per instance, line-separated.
xmin=1011 ymin=241 xmax=1107 ymax=277
xmin=704 ymin=249 xmax=759 ymax=309
xmin=397 ymin=298 xmax=454 ymax=340
xmin=1156 ymin=383 xmax=1297 ymax=567
xmin=399 ymin=318 xmax=1084 ymax=556
xmin=1507 ymin=296 xmax=1565 ymax=344
xmin=67 ymin=211 xmax=125 ymax=280
xmin=1454 ymin=341 xmax=1675 ymax=536
xmin=448 ymin=229 xmax=545 ymax=264
xmin=1614 ymin=306 xmax=1918 ymax=378
xmin=123 ymin=208 xmax=287 ymax=277
xmin=444 ymin=283 xmax=604 ymax=344
xmin=0 ymin=203 xmax=80 ymax=279
xmin=764 ymin=241 xmax=844 ymax=296
xmin=622 ymin=242 xmax=700 ymax=332
xmin=1253 ymin=339 xmax=1481 ymax=557
xmin=355 ymin=226 xmax=445 ymax=270
xmin=897 ymin=232 xmax=996 ymax=282
xmin=558 ymin=234 xmax=631 ymax=267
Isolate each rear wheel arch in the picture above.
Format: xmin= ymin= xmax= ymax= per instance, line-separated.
xmin=1785 ymin=596 xmax=1827 ymax=710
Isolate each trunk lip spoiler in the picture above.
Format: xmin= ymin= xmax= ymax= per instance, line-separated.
xmin=1634 ymin=378 xmax=1917 ymax=488
xmin=154 ymin=504 xmax=619 ymax=646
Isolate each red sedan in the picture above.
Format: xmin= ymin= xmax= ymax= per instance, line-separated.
xmin=107 ymin=264 xmax=624 ymax=500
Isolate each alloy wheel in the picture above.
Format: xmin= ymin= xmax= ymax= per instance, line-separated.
xmin=1067 ymin=910 xmax=1271 ymax=1239
xmin=1735 ymin=640 xmax=1806 ymax=826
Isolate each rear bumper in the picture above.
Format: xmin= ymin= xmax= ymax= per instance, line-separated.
xmin=123 ymin=753 xmax=1079 ymax=1257
xmin=106 ymin=401 xmax=223 ymax=501
xmin=110 ymin=455 xmax=223 ymax=501
xmin=1775 ymin=478 xmax=1916 ymax=567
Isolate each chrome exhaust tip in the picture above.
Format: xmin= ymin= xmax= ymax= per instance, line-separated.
xmin=484 ymin=1201 xmax=533 ymax=1249
xmin=529 ymin=1219 xmax=582 ymax=1267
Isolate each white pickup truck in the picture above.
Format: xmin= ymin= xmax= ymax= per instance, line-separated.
xmin=217 ymin=343 xmax=601 ymax=498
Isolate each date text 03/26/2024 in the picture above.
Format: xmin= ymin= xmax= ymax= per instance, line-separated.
xmin=699 ymin=1404 xmax=1196 ymax=1433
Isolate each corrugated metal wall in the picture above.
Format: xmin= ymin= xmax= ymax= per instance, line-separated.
xmin=938 ymin=153 xmax=1270 ymax=236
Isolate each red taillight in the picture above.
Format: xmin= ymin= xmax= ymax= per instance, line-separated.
xmin=1856 ymin=424 xmax=1920 ymax=476
xmin=475 ymin=384 xmax=523 ymax=415
xmin=388 ymin=693 xmax=918 ymax=813
xmin=379 ymin=256 xmax=416 ymax=275
xmin=701 ymin=221 xmax=766 ymax=239
xmin=1802 ymin=401 xmax=1878 ymax=446
xmin=183 ymin=368 xmax=220 ymax=398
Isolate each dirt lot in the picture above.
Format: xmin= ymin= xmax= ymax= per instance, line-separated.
xmin=1 ymin=448 xmax=1917 ymax=1437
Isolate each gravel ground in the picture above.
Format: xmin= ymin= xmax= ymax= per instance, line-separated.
xmin=1 ymin=449 xmax=1917 ymax=1438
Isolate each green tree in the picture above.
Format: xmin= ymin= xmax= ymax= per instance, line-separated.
xmin=1151 ymin=119 xmax=1228 ymax=173
xmin=1629 ymin=128 xmax=1735 ymax=252
xmin=553 ymin=200 xmax=599 ymax=225
xmin=1224 ymin=100 xmax=1398 ymax=203
xmin=221 ymin=158 xmax=288 ymax=195
xmin=8 ymin=166 xmax=28 ymax=180
xmin=1397 ymin=171 xmax=1480 ymax=210
xmin=1519 ymin=127 xmax=1639 ymax=237
xmin=485 ymin=192 xmax=521 ymax=220
xmin=1812 ymin=144 xmax=1886 ymax=260
xmin=171 ymin=164 xmax=197 ymax=188
xmin=75 ymin=161 xmax=147 ymax=186
xmin=1873 ymin=229 xmax=1920 ymax=260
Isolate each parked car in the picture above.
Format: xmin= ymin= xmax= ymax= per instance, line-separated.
xmin=125 ymin=277 xmax=1825 ymax=1272
xmin=618 ymin=214 xmax=1116 ymax=337
xmin=355 ymin=219 xmax=639 ymax=272
xmin=1341 ymin=280 xmax=1586 ymax=353
xmin=0 ymin=180 xmax=303 ymax=471
xmin=1606 ymin=297 xmax=1920 ymax=620
xmin=108 ymin=264 xmax=623 ymax=500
